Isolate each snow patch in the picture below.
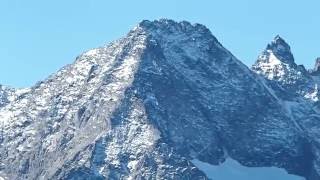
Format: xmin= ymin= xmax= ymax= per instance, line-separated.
xmin=305 ymin=84 xmax=319 ymax=102
xmin=192 ymin=158 xmax=304 ymax=180
xmin=84 ymin=49 xmax=98 ymax=56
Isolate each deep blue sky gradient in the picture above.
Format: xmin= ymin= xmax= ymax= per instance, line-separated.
xmin=1 ymin=0 xmax=319 ymax=87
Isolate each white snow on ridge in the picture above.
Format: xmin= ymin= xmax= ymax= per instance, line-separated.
xmin=192 ymin=158 xmax=305 ymax=180
xmin=84 ymin=49 xmax=99 ymax=56
xmin=256 ymin=51 xmax=286 ymax=80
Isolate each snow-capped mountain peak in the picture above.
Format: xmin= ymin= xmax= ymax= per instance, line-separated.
xmin=252 ymin=35 xmax=308 ymax=85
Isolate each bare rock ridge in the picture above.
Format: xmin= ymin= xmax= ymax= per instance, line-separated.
xmin=0 ymin=19 xmax=320 ymax=180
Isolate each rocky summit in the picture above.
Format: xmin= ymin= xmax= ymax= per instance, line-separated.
xmin=0 ymin=19 xmax=320 ymax=180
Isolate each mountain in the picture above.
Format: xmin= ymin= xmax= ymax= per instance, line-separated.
xmin=0 ymin=19 xmax=319 ymax=180
xmin=252 ymin=35 xmax=309 ymax=87
xmin=252 ymin=36 xmax=320 ymax=105
xmin=252 ymin=36 xmax=320 ymax=179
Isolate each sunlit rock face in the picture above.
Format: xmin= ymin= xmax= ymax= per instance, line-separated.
xmin=0 ymin=19 xmax=319 ymax=180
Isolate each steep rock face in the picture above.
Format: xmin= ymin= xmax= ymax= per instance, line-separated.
xmin=0 ymin=19 xmax=319 ymax=180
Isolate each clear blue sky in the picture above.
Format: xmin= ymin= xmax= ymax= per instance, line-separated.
xmin=1 ymin=0 xmax=319 ymax=87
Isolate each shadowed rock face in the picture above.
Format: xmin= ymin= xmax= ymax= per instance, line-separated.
xmin=0 ymin=19 xmax=319 ymax=180
xmin=266 ymin=35 xmax=295 ymax=65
